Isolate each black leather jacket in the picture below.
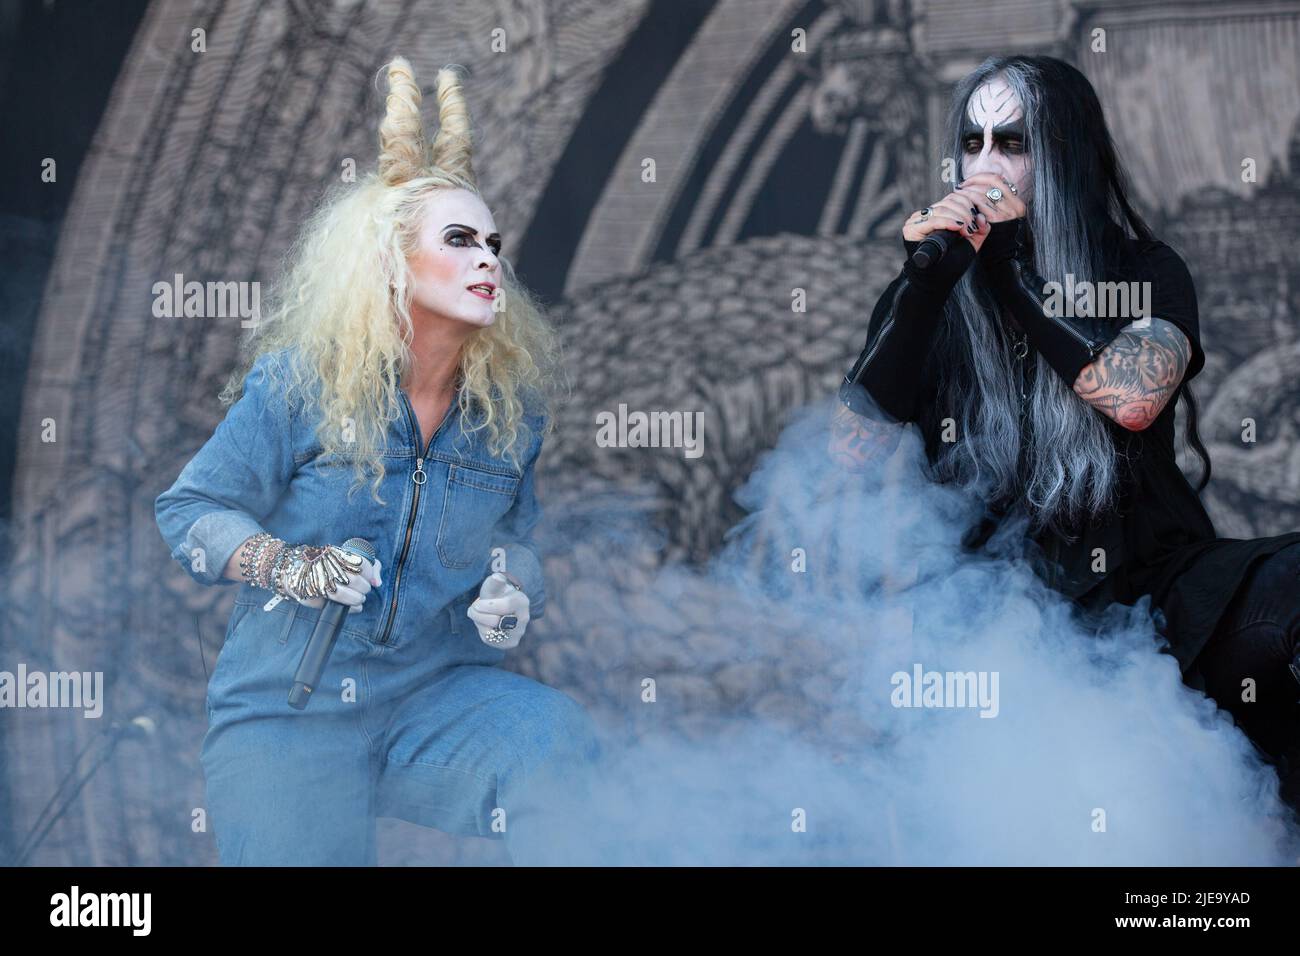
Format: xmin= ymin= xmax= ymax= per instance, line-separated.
xmin=839 ymin=219 xmax=1127 ymax=424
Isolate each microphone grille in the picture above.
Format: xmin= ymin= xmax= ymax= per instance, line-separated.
xmin=341 ymin=537 xmax=377 ymax=562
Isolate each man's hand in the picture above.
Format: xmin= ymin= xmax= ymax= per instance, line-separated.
xmin=902 ymin=187 xmax=993 ymax=252
xmin=1072 ymin=318 xmax=1191 ymax=431
xmin=828 ymin=400 xmax=902 ymax=473
xmin=955 ymin=171 xmax=1027 ymax=229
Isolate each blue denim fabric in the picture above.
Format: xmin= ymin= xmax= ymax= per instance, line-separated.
xmin=155 ymin=348 xmax=600 ymax=864
xmin=199 ymin=595 xmax=600 ymax=864
xmin=156 ymin=348 xmax=547 ymax=631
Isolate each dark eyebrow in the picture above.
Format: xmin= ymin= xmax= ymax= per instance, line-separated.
xmin=960 ymin=119 xmax=1026 ymax=139
xmin=442 ymin=223 xmax=502 ymax=242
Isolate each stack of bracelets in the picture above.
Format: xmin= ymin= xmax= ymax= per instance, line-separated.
xmin=237 ymin=531 xmax=364 ymax=602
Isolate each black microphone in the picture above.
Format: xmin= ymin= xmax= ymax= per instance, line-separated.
xmin=288 ymin=537 xmax=376 ymax=710
xmin=910 ymin=230 xmax=954 ymax=269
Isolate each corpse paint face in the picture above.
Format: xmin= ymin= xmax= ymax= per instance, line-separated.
xmin=960 ymin=75 xmax=1032 ymax=203
xmin=407 ymin=188 xmax=503 ymax=329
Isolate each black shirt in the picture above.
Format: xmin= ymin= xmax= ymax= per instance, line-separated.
xmin=899 ymin=223 xmax=1300 ymax=676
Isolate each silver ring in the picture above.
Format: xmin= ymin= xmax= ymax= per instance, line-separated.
xmin=985 ymin=187 xmax=1004 ymax=204
xmin=1004 ymin=180 xmax=1018 ymax=196
xmin=483 ymin=613 xmax=518 ymax=645
xmin=920 ymin=206 xmax=932 ymax=220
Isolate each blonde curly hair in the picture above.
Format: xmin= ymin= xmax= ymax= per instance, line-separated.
xmin=221 ymin=57 xmax=564 ymax=504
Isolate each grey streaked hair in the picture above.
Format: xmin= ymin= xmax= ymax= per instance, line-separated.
xmin=930 ymin=56 xmax=1121 ymax=539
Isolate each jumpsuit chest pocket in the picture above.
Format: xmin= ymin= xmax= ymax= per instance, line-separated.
xmin=436 ymin=463 xmax=520 ymax=569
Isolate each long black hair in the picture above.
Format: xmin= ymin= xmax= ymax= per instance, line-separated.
xmin=934 ymin=54 xmax=1211 ymax=525
xmin=1028 ymin=55 xmax=1211 ymax=490
xmin=1039 ymin=55 xmax=1210 ymax=492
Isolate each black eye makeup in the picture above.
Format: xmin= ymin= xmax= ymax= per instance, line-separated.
xmin=960 ymin=132 xmax=1026 ymax=154
xmin=442 ymin=224 xmax=503 ymax=257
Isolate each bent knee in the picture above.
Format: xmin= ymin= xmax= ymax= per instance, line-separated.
xmin=1239 ymin=545 xmax=1300 ymax=617
xmin=513 ymin=685 xmax=601 ymax=765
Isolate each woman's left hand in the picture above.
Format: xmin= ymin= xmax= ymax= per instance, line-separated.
xmin=467 ymin=572 xmax=530 ymax=649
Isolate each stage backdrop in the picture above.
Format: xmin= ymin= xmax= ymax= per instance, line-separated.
xmin=4 ymin=0 xmax=1299 ymax=864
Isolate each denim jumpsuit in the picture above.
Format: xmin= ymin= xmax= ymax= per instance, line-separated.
xmin=155 ymin=348 xmax=599 ymax=865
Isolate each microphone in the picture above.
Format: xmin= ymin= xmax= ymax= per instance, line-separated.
xmin=910 ymin=230 xmax=954 ymax=269
xmin=288 ymin=537 xmax=376 ymax=710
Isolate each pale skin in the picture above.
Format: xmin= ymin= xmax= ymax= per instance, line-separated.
xmin=832 ymin=78 xmax=1189 ymax=472
xmin=221 ymin=187 xmax=505 ymax=587
xmin=401 ymin=187 xmax=504 ymax=438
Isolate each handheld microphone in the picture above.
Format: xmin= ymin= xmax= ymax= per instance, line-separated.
xmin=910 ymin=230 xmax=954 ymax=269
xmin=288 ymin=537 xmax=376 ymax=710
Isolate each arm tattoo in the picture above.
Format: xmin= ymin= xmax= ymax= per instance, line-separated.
xmin=1071 ymin=318 xmax=1191 ymax=431
xmin=828 ymin=401 xmax=903 ymax=472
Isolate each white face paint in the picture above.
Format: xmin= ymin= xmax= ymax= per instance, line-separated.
xmin=959 ymin=76 xmax=1033 ymax=203
xmin=407 ymin=188 xmax=503 ymax=329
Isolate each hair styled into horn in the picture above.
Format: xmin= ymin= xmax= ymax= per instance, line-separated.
xmin=377 ymin=58 xmax=476 ymax=188
xmin=427 ymin=65 xmax=477 ymax=186
xmin=377 ymin=56 xmax=429 ymax=187
xmin=222 ymin=56 xmax=563 ymax=503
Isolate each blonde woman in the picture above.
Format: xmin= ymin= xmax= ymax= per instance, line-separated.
xmin=156 ymin=58 xmax=597 ymax=865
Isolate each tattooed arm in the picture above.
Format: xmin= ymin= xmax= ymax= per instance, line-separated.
xmin=828 ymin=400 xmax=903 ymax=472
xmin=1071 ymin=318 xmax=1191 ymax=431
xmin=981 ymin=221 xmax=1201 ymax=427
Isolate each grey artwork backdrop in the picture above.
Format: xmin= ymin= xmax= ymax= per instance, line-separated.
xmin=3 ymin=0 xmax=1299 ymax=864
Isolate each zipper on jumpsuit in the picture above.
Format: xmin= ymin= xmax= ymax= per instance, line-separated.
xmin=377 ymin=389 xmax=452 ymax=646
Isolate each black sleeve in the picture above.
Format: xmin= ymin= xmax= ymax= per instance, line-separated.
xmin=980 ymin=218 xmax=1129 ymax=388
xmin=839 ymin=235 xmax=976 ymax=424
xmin=1135 ymin=240 xmax=1204 ymax=384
